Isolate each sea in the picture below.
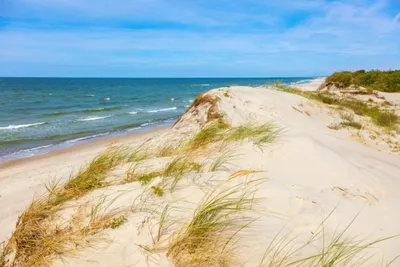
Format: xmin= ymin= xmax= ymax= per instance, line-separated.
xmin=0 ymin=77 xmax=313 ymax=162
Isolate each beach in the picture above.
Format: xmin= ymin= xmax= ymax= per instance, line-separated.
xmin=1 ymin=78 xmax=400 ymax=266
xmin=0 ymin=126 xmax=170 ymax=246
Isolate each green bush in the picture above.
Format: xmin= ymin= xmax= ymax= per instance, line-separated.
xmin=326 ymin=69 xmax=400 ymax=92
xmin=375 ymin=112 xmax=398 ymax=128
xmin=326 ymin=71 xmax=353 ymax=87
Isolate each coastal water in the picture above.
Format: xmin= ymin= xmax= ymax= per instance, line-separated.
xmin=0 ymin=77 xmax=313 ymax=162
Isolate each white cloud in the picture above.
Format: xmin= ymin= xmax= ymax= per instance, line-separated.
xmin=0 ymin=0 xmax=399 ymax=76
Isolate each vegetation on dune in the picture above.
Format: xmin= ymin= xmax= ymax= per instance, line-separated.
xmin=272 ymin=83 xmax=399 ymax=131
xmin=187 ymin=120 xmax=280 ymax=151
xmin=167 ymin=181 xmax=260 ymax=266
xmin=259 ymin=211 xmax=399 ymax=267
xmin=340 ymin=113 xmax=363 ymax=129
xmin=186 ymin=119 xmax=230 ymax=150
xmin=174 ymin=93 xmax=223 ymax=126
xmin=326 ymin=70 xmax=400 ymax=92
xmin=0 ymin=146 xmax=128 ymax=267
xmin=226 ymin=122 xmax=280 ymax=148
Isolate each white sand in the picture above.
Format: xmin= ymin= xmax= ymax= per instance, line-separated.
xmin=291 ymin=77 xmax=326 ymax=91
xmin=0 ymin=127 xmax=169 ymax=246
xmin=2 ymin=83 xmax=400 ymax=266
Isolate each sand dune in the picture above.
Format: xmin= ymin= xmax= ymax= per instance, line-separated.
xmin=1 ymin=81 xmax=400 ymax=266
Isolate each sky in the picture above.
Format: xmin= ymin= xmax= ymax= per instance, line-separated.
xmin=0 ymin=0 xmax=400 ymax=77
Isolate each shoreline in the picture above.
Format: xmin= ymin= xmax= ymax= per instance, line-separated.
xmin=0 ymin=124 xmax=171 ymax=171
xmin=0 ymin=121 xmax=174 ymax=166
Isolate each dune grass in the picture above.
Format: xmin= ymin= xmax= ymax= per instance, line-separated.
xmin=209 ymin=150 xmax=236 ymax=172
xmin=186 ymin=120 xmax=230 ymax=151
xmin=0 ymin=146 xmax=127 ymax=267
xmin=162 ymin=156 xmax=204 ymax=191
xmin=124 ymin=154 xmax=204 ymax=191
xmin=225 ymin=122 xmax=281 ymax=152
xmin=157 ymin=144 xmax=178 ymax=157
xmin=259 ymin=212 xmax=399 ymax=267
xmin=340 ymin=113 xmax=363 ymax=130
xmin=272 ymin=83 xmax=399 ymax=131
xmin=187 ymin=120 xmax=280 ymax=153
xmin=230 ymin=170 xmax=265 ymax=179
xmin=167 ymin=180 xmax=260 ymax=266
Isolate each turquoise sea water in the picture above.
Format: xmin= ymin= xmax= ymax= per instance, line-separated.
xmin=0 ymin=77 xmax=313 ymax=161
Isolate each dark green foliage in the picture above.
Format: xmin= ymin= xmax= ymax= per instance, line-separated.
xmin=326 ymin=71 xmax=353 ymax=87
xmin=326 ymin=70 xmax=400 ymax=92
xmin=340 ymin=121 xmax=362 ymax=130
xmin=375 ymin=112 xmax=398 ymax=127
xmin=313 ymin=94 xmax=339 ymax=105
xmin=151 ymin=186 xmax=164 ymax=196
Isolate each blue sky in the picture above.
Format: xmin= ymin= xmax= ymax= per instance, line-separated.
xmin=0 ymin=0 xmax=400 ymax=77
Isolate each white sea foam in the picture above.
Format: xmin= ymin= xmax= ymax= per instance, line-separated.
xmin=0 ymin=122 xmax=47 ymax=130
xmin=127 ymin=127 xmax=142 ymax=132
xmin=21 ymin=144 xmax=53 ymax=152
xmin=128 ymin=111 xmax=138 ymax=115
xmin=184 ymin=105 xmax=190 ymax=108
xmin=147 ymin=107 xmax=177 ymax=113
xmin=171 ymin=98 xmax=175 ymax=101
xmin=85 ymin=94 xmax=95 ymax=97
xmin=104 ymin=97 xmax=111 ymax=101
xmin=66 ymin=132 xmax=110 ymax=143
xmin=290 ymin=79 xmax=312 ymax=85
xmin=201 ymin=84 xmax=210 ymax=86
xmin=141 ymin=121 xmax=158 ymax=127
xmin=188 ymin=99 xmax=194 ymax=103
xmin=76 ymin=116 xmax=111 ymax=122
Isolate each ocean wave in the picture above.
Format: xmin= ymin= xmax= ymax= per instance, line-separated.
xmin=128 ymin=111 xmax=138 ymax=115
xmin=19 ymin=144 xmax=53 ymax=153
xmin=41 ymin=107 xmax=123 ymax=117
xmin=0 ymin=122 xmax=47 ymax=130
xmin=191 ymin=84 xmax=210 ymax=87
xmin=65 ymin=132 xmax=110 ymax=144
xmin=127 ymin=127 xmax=142 ymax=132
xmin=290 ymin=79 xmax=312 ymax=85
xmin=76 ymin=116 xmax=111 ymax=122
xmin=85 ymin=94 xmax=95 ymax=97
xmin=147 ymin=107 xmax=177 ymax=113
xmin=141 ymin=122 xmax=154 ymax=127
xmin=103 ymin=97 xmax=111 ymax=101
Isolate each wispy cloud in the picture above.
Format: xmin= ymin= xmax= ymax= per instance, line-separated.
xmin=0 ymin=0 xmax=399 ymax=77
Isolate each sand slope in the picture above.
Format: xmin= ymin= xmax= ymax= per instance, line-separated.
xmin=1 ymin=83 xmax=400 ymax=266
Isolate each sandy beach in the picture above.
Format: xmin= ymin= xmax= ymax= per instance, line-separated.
xmin=1 ymin=79 xmax=400 ymax=267
xmin=0 ymin=126 xmax=170 ymax=247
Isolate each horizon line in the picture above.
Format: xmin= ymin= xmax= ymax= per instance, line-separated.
xmin=0 ymin=76 xmax=324 ymax=79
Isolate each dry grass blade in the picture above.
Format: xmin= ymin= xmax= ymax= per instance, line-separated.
xmin=209 ymin=150 xmax=237 ymax=172
xmin=161 ymin=155 xmax=204 ymax=191
xmin=167 ymin=180 xmax=261 ymax=266
xmin=157 ymin=144 xmax=178 ymax=157
xmin=186 ymin=120 xmax=230 ymax=151
xmin=230 ymin=170 xmax=265 ymax=179
xmin=226 ymin=122 xmax=281 ymax=149
xmin=1 ymin=147 xmax=126 ymax=267
xmin=259 ymin=210 xmax=399 ymax=267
